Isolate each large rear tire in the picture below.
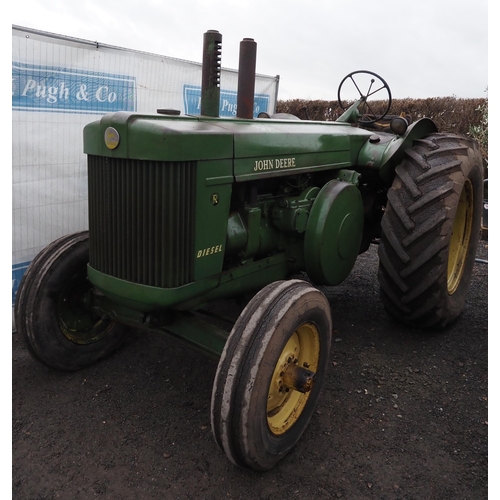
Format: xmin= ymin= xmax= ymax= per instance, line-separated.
xmin=378 ymin=133 xmax=483 ymax=328
xmin=211 ymin=280 xmax=332 ymax=471
xmin=14 ymin=231 xmax=126 ymax=370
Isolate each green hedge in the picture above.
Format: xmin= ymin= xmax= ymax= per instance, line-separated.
xmin=276 ymin=97 xmax=486 ymax=136
xmin=276 ymin=96 xmax=488 ymax=176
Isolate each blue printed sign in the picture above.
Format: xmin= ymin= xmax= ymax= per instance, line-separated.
xmin=183 ymin=85 xmax=270 ymax=118
xmin=12 ymin=63 xmax=136 ymax=114
xmin=12 ymin=262 xmax=30 ymax=305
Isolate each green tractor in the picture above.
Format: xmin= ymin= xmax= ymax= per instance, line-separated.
xmin=15 ymin=31 xmax=483 ymax=471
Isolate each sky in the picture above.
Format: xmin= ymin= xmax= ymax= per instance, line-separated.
xmin=10 ymin=0 xmax=489 ymax=101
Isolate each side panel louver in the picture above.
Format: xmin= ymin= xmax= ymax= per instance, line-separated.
xmin=88 ymin=156 xmax=196 ymax=288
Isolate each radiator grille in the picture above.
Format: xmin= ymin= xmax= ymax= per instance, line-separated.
xmin=88 ymin=155 xmax=196 ymax=288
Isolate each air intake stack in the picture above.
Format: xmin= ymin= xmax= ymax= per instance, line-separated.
xmin=200 ymin=30 xmax=222 ymax=117
xmin=236 ymin=38 xmax=257 ymax=119
xmin=200 ymin=31 xmax=257 ymax=119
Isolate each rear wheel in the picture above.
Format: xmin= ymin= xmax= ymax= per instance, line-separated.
xmin=378 ymin=133 xmax=483 ymax=328
xmin=14 ymin=231 xmax=126 ymax=370
xmin=211 ymin=279 xmax=332 ymax=471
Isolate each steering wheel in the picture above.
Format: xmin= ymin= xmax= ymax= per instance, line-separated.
xmin=337 ymin=70 xmax=392 ymax=124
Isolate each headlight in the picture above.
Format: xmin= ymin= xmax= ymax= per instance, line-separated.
xmin=104 ymin=127 xmax=120 ymax=150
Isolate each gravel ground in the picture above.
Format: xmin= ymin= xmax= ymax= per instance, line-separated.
xmin=12 ymin=241 xmax=488 ymax=499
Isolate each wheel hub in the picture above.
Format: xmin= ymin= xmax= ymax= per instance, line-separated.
xmin=267 ymin=323 xmax=320 ymax=435
xmin=58 ymin=270 xmax=114 ymax=344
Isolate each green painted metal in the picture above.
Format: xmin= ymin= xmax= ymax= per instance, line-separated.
xmin=88 ymin=252 xmax=289 ymax=313
xmin=87 ymin=263 xmax=220 ymax=312
xmin=304 ymin=180 xmax=364 ymax=285
xmin=90 ymin=292 xmax=229 ymax=358
xmin=161 ymin=311 xmax=229 ymax=359
xmin=177 ymin=253 xmax=290 ymax=311
xmin=84 ymin=113 xmax=234 ymax=161
xmin=83 ymin=104 xmax=437 ymax=358
xmin=225 ymin=212 xmax=248 ymax=255
xmin=193 ymin=160 xmax=233 ymax=281
xmin=84 ymin=112 xmax=374 ymax=167
xmin=271 ymin=187 xmax=319 ymax=234
xmin=357 ymin=117 xmax=438 ymax=183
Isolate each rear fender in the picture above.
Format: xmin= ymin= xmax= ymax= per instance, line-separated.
xmin=357 ymin=118 xmax=438 ymax=183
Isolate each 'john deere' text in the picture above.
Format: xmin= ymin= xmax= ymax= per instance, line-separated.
xmin=254 ymin=157 xmax=296 ymax=171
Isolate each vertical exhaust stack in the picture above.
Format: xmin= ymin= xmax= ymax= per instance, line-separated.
xmin=201 ymin=30 xmax=222 ymax=117
xmin=237 ymin=38 xmax=257 ymax=119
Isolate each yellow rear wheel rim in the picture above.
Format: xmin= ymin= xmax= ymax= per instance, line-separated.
xmin=448 ymin=180 xmax=474 ymax=295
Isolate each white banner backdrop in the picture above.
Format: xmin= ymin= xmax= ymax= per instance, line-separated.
xmin=12 ymin=25 xmax=279 ymax=305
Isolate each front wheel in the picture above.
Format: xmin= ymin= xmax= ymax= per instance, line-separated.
xmin=211 ymin=279 xmax=332 ymax=471
xmin=14 ymin=231 xmax=126 ymax=370
xmin=378 ymin=133 xmax=483 ymax=328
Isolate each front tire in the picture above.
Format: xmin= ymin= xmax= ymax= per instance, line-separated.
xmin=211 ymin=280 xmax=332 ymax=471
xmin=14 ymin=231 xmax=126 ymax=370
xmin=378 ymin=133 xmax=483 ymax=328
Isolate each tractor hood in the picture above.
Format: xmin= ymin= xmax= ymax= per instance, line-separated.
xmin=84 ymin=111 xmax=437 ymax=183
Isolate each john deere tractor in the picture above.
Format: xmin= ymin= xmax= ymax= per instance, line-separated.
xmin=15 ymin=31 xmax=483 ymax=471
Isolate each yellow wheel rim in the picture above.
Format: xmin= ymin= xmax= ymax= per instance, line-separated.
xmin=267 ymin=323 xmax=320 ymax=435
xmin=448 ymin=180 xmax=474 ymax=295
